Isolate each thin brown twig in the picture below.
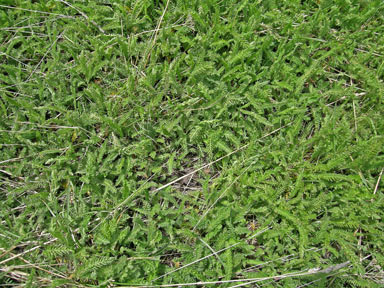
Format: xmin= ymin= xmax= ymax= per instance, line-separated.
xmin=8 ymin=253 xmax=68 ymax=279
xmin=198 ymin=237 xmax=225 ymax=268
xmin=0 ymin=238 xmax=57 ymax=266
xmin=152 ymin=227 xmax=271 ymax=282
xmin=373 ymin=168 xmax=383 ymax=195
xmin=0 ymin=4 xmax=75 ymax=18
xmin=0 ymin=246 xmax=18 ymax=259
xmin=25 ymin=31 xmax=64 ymax=82
xmin=240 ymin=247 xmax=322 ymax=274
xmin=120 ymin=261 xmax=350 ymax=287
xmin=192 ymin=159 xmax=256 ymax=231
xmin=143 ymin=0 xmax=171 ymax=68
xmin=354 ymin=47 xmax=383 ymax=57
xmin=352 ymin=100 xmax=358 ymax=136
xmin=229 ymin=279 xmax=275 ymax=288
xmin=56 ymin=0 xmax=106 ymax=34
xmin=0 ymin=157 xmax=24 ymax=165
xmin=16 ymin=121 xmax=93 ymax=135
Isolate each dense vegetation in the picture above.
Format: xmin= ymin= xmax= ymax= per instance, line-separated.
xmin=1 ymin=0 xmax=383 ymax=287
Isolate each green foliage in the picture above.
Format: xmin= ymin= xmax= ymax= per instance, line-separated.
xmin=1 ymin=0 xmax=384 ymax=287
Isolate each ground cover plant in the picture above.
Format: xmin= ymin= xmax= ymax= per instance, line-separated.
xmin=1 ymin=0 xmax=384 ymax=287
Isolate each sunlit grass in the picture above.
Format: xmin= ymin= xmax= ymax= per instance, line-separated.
xmin=1 ymin=0 xmax=383 ymax=287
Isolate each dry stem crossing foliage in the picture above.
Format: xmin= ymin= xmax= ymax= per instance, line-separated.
xmin=1 ymin=0 xmax=384 ymax=287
